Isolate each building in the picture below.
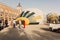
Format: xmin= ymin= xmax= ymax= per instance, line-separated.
xmin=16 ymin=3 xmax=22 ymax=14
xmin=0 ymin=3 xmax=22 ymax=22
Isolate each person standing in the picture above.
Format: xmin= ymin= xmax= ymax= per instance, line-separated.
xmin=21 ymin=20 xmax=26 ymax=28
xmin=18 ymin=20 xmax=21 ymax=29
xmin=0 ymin=18 xmax=2 ymax=30
xmin=13 ymin=19 xmax=16 ymax=28
xmin=23 ymin=21 xmax=26 ymax=28
xmin=5 ymin=19 xmax=8 ymax=27
xmin=8 ymin=19 xmax=11 ymax=27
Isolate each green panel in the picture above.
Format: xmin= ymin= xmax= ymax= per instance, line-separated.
xmin=23 ymin=11 xmax=30 ymax=17
xmin=26 ymin=12 xmax=35 ymax=18
xmin=20 ymin=11 xmax=24 ymax=17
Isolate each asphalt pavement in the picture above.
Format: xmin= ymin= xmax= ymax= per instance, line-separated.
xmin=0 ymin=25 xmax=60 ymax=40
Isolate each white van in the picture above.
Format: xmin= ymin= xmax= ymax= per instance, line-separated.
xmin=49 ymin=24 xmax=60 ymax=32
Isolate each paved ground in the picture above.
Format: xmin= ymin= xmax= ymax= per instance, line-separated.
xmin=0 ymin=25 xmax=60 ymax=40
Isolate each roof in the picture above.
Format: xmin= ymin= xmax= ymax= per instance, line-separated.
xmin=17 ymin=3 xmax=21 ymax=7
xmin=0 ymin=3 xmax=20 ymax=13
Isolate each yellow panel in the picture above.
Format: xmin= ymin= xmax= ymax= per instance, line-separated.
xmin=16 ymin=17 xmax=29 ymax=25
xmin=32 ymin=15 xmax=41 ymax=20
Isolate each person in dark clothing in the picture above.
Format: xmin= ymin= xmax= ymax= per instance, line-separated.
xmin=0 ymin=18 xmax=3 ymax=30
xmin=5 ymin=19 xmax=8 ymax=27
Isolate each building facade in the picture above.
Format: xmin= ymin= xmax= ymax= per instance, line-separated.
xmin=0 ymin=3 xmax=22 ymax=22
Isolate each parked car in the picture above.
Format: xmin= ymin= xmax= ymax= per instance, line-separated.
xmin=49 ymin=23 xmax=60 ymax=32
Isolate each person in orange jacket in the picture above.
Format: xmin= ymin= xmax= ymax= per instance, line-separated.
xmin=23 ymin=21 xmax=26 ymax=28
xmin=22 ymin=20 xmax=26 ymax=28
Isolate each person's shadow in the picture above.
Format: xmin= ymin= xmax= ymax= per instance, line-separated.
xmin=0 ymin=28 xmax=29 ymax=40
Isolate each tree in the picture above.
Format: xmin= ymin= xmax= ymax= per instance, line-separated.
xmin=47 ymin=12 xmax=58 ymax=24
xmin=58 ymin=16 xmax=60 ymax=23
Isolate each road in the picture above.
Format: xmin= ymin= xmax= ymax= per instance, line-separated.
xmin=0 ymin=25 xmax=60 ymax=40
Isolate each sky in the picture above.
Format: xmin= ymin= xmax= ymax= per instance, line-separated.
xmin=0 ymin=0 xmax=60 ymax=15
